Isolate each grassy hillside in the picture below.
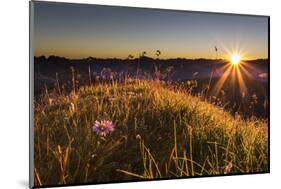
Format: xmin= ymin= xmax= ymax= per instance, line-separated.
xmin=34 ymin=79 xmax=268 ymax=186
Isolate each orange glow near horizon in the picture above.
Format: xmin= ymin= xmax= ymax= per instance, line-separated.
xmin=34 ymin=3 xmax=268 ymax=60
xmin=34 ymin=49 xmax=267 ymax=60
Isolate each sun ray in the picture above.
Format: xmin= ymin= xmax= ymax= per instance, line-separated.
xmin=211 ymin=46 xmax=251 ymax=97
xmin=211 ymin=63 xmax=232 ymax=96
xmin=236 ymin=64 xmax=248 ymax=94
xmin=238 ymin=63 xmax=252 ymax=79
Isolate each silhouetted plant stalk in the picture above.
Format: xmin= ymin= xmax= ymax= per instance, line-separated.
xmin=136 ymin=51 xmax=146 ymax=78
xmin=88 ymin=65 xmax=92 ymax=85
xmin=125 ymin=54 xmax=134 ymax=82
xmin=70 ymin=66 xmax=76 ymax=94
xmin=154 ymin=50 xmax=161 ymax=82
xmin=128 ymin=54 xmax=134 ymax=60
xmin=206 ymin=46 xmax=218 ymax=98
xmin=55 ymin=72 xmax=62 ymax=95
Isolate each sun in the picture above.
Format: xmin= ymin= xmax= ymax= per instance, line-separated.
xmin=230 ymin=53 xmax=241 ymax=65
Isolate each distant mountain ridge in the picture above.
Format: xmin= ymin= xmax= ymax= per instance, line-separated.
xmin=34 ymin=55 xmax=268 ymax=65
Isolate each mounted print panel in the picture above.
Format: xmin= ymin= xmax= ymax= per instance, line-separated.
xmin=29 ymin=1 xmax=269 ymax=188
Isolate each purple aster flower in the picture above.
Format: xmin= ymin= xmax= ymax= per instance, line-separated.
xmin=92 ymin=120 xmax=114 ymax=137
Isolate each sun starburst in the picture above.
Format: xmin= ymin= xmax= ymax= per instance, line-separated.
xmin=211 ymin=46 xmax=255 ymax=97
xmin=230 ymin=53 xmax=241 ymax=66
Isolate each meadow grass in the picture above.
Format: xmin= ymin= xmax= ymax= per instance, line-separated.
xmin=34 ymin=79 xmax=268 ymax=186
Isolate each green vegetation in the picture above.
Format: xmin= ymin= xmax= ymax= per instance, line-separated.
xmin=34 ymin=79 xmax=268 ymax=186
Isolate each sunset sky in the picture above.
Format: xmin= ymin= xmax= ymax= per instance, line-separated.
xmin=33 ymin=2 xmax=268 ymax=60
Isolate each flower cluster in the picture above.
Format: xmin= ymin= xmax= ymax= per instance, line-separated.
xmin=92 ymin=120 xmax=114 ymax=137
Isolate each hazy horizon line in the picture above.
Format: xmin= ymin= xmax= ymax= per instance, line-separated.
xmin=34 ymin=54 xmax=268 ymax=61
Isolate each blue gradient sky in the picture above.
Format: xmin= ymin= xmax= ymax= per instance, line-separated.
xmin=33 ymin=2 xmax=268 ymax=59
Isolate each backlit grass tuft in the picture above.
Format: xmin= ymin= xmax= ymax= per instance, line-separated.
xmin=34 ymin=79 xmax=268 ymax=186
